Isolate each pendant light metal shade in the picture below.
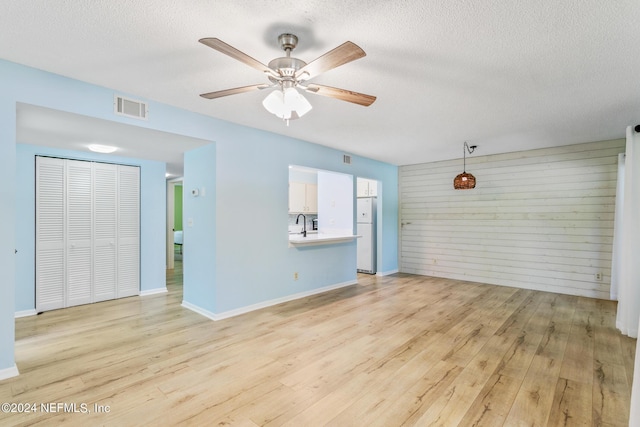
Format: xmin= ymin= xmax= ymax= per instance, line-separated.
xmin=453 ymin=142 xmax=477 ymax=190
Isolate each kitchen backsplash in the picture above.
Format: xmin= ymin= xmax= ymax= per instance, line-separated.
xmin=288 ymin=214 xmax=317 ymax=233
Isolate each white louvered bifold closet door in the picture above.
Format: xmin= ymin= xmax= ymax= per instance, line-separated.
xmin=117 ymin=165 xmax=140 ymax=298
xmin=36 ymin=157 xmax=140 ymax=312
xmin=93 ymin=162 xmax=118 ymax=302
xmin=36 ymin=157 xmax=66 ymax=311
xmin=66 ymin=160 xmax=93 ymax=307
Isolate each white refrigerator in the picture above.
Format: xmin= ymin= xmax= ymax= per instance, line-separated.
xmin=357 ymin=197 xmax=376 ymax=274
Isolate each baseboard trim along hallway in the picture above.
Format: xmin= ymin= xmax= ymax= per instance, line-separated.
xmin=182 ymin=279 xmax=358 ymax=321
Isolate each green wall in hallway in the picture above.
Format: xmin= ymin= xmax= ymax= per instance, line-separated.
xmin=174 ymin=185 xmax=182 ymax=231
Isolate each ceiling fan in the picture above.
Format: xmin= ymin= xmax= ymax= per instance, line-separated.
xmin=199 ymin=33 xmax=376 ymax=123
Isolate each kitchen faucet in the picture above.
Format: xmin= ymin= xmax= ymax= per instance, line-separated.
xmin=295 ymin=213 xmax=307 ymax=237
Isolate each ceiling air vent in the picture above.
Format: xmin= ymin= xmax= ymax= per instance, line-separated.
xmin=114 ymin=95 xmax=148 ymax=120
xmin=343 ymin=154 xmax=352 ymax=165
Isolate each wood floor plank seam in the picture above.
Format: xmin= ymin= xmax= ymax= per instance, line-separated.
xmin=1 ymin=262 xmax=635 ymax=426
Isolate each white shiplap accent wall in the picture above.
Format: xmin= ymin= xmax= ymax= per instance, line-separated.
xmin=399 ymin=139 xmax=625 ymax=299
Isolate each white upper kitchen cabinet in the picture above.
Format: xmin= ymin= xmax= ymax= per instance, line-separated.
xmin=357 ymin=178 xmax=378 ymax=197
xmin=289 ymin=182 xmax=317 ymax=213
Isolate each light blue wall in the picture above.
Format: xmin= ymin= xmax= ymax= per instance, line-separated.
xmin=204 ymin=128 xmax=397 ymax=314
xmin=0 ymin=99 xmax=17 ymax=371
xmin=183 ymin=144 xmax=217 ymax=312
xmin=377 ymin=176 xmax=399 ymax=274
xmin=15 ymin=144 xmax=167 ymax=312
xmin=0 ymin=58 xmax=398 ymax=374
xmin=214 ymin=137 xmax=360 ymax=311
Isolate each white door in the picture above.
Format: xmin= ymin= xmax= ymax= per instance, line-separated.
xmin=36 ymin=157 xmax=140 ymax=311
xmin=36 ymin=157 xmax=66 ymax=311
xmin=93 ymin=162 xmax=118 ymax=302
xmin=117 ymin=165 xmax=140 ymax=298
xmin=65 ymin=159 xmax=93 ymax=307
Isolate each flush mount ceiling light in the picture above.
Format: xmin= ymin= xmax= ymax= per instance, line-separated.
xmin=198 ymin=33 xmax=376 ymax=124
xmin=453 ymin=142 xmax=477 ymax=190
xmin=88 ymin=144 xmax=118 ymax=154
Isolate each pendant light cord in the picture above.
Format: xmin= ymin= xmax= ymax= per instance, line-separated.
xmin=463 ymin=142 xmax=476 ymax=172
xmin=463 ymin=142 xmax=467 ymax=172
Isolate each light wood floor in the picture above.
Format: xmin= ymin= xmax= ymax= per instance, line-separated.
xmin=1 ymin=261 xmax=636 ymax=426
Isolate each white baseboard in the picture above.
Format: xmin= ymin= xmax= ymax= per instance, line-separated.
xmin=181 ymin=301 xmax=217 ymax=321
xmin=182 ymin=279 xmax=357 ymax=322
xmin=377 ymin=269 xmax=399 ymax=276
xmin=0 ymin=365 xmax=19 ymax=381
xmin=15 ymin=309 xmax=37 ymax=318
xmin=616 ymin=320 xmax=639 ymax=339
xmin=140 ymin=287 xmax=168 ymax=296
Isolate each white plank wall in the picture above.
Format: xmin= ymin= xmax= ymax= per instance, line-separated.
xmin=399 ymin=139 xmax=625 ymax=299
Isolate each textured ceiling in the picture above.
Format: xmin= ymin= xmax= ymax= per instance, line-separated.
xmin=3 ymin=0 xmax=640 ymax=168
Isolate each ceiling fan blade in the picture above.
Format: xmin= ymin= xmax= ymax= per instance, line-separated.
xmin=199 ymin=38 xmax=277 ymax=77
xmin=200 ymin=84 xmax=270 ymax=100
xmin=295 ymin=41 xmax=366 ymax=80
xmin=305 ymin=84 xmax=376 ymax=107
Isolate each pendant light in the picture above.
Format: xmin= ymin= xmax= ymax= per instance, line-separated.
xmin=453 ymin=142 xmax=477 ymax=190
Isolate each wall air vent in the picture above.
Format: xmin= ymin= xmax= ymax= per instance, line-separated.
xmin=114 ymin=95 xmax=148 ymax=120
xmin=343 ymin=154 xmax=352 ymax=165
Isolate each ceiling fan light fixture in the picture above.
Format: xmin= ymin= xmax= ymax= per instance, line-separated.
xmin=284 ymin=87 xmax=312 ymax=117
xmin=199 ymin=34 xmax=375 ymax=120
xmin=262 ymin=90 xmax=289 ymax=119
xmin=262 ymin=87 xmax=312 ymax=121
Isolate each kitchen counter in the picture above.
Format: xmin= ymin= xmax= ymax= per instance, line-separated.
xmin=288 ymin=232 xmax=360 ymax=247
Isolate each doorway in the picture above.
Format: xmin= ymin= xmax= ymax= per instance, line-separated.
xmin=356 ymin=177 xmax=381 ymax=275
xmin=166 ymin=179 xmax=184 ymax=297
xmin=166 ymin=179 xmax=183 ymax=270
